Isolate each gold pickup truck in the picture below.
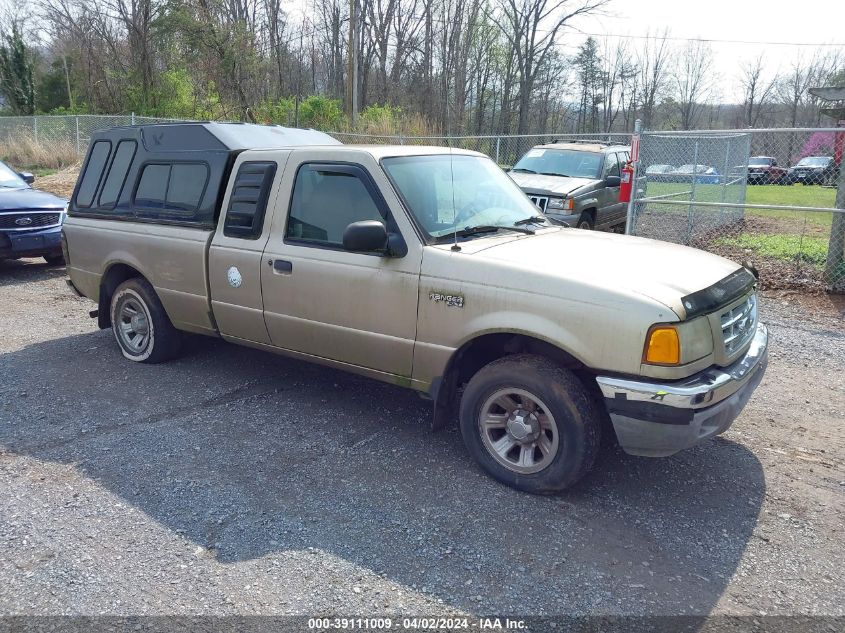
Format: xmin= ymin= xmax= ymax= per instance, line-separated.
xmin=63 ymin=123 xmax=768 ymax=494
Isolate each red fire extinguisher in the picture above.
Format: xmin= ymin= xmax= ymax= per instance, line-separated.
xmin=619 ymin=161 xmax=634 ymax=203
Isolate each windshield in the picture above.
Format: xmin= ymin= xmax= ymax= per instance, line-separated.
xmin=796 ymin=157 xmax=830 ymax=167
xmin=511 ymin=148 xmax=602 ymax=178
xmin=382 ymin=154 xmax=544 ymax=240
xmin=0 ymin=162 xmax=27 ymax=188
xmin=748 ymin=157 xmax=773 ymax=166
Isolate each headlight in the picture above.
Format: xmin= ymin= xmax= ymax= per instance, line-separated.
xmin=546 ymin=197 xmax=573 ymax=211
xmin=643 ymin=317 xmax=714 ymax=366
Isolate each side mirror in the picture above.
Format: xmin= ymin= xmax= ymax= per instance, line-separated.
xmin=605 ymin=175 xmax=621 ymax=187
xmin=342 ymin=220 xmax=389 ymax=253
xmin=19 ymin=172 xmax=35 ymax=184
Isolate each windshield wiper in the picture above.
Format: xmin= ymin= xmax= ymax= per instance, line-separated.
xmin=510 ymin=168 xmax=537 ymax=174
xmin=441 ymin=224 xmax=535 ymax=242
xmin=514 ymin=216 xmax=547 ymax=226
xmin=539 ymin=172 xmax=570 ymax=177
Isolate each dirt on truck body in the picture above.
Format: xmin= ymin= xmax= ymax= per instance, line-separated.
xmin=63 ymin=122 xmax=768 ymax=493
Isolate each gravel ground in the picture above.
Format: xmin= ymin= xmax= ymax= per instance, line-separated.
xmin=1 ymin=258 xmax=844 ymax=618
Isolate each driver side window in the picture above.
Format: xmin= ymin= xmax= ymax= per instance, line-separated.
xmin=286 ymin=164 xmax=385 ymax=247
xmin=603 ymin=153 xmax=620 ymax=178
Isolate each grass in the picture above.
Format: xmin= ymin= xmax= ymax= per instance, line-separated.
xmin=31 ymin=167 xmax=58 ymax=178
xmin=643 ymin=183 xmax=836 ymax=228
xmin=716 ymin=233 xmax=829 ymax=266
xmin=0 ymin=133 xmax=78 ymax=173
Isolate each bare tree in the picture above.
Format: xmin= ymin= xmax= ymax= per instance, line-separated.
xmin=491 ymin=0 xmax=608 ymax=135
xmin=738 ymin=54 xmax=778 ymax=128
xmin=635 ymin=28 xmax=670 ymax=129
xmin=672 ymin=40 xmax=715 ymax=130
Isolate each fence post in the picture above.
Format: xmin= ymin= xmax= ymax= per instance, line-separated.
xmin=686 ymin=140 xmax=700 ymax=244
xmin=824 ymin=133 xmax=845 ymax=285
xmin=624 ymin=119 xmax=641 ymax=235
xmin=131 ymin=112 xmax=136 ymax=126
xmin=33 ymin=116 xmax=38 ymax=145
xmin=495 ymin=137 xmax=501 ymax=165
xmin=75 ymin=116 xmax=81 ymax=155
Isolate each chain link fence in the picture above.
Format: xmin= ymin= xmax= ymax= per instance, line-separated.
xmin=331 ymin=132 xmax=632 ymax=168
xmin=630 ymin=128 xmax=845 ymax=291
xmin=0 ymin=115 xmax=842 ymax=291
xmin=0 ymin=114 xmax=189 ymax=156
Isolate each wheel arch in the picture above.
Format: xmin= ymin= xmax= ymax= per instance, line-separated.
xmin=430 ymin=331 xmax=592 ymax=430
xmin=98 ymin=261 xmax=148 ymax=329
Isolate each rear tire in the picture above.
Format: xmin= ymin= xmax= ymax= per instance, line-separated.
xmin=459 ymin=354 xmax=602 ymax=494
xmin=110 ymin=277 xmax=181 ymax=363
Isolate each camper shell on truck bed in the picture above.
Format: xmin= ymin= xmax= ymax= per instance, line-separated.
xmin=68 ymin=123 xmax=340 ymax=228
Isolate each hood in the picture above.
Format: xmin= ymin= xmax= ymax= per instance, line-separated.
xmin=508 ymin=172 xmax=595 ymax=196
xmin=0 ymin=187 xmax=67 ymax=212
xmin=464 ymin=229 xmax=742 ymax=317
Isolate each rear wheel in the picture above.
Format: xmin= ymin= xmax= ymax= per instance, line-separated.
xmin=459 ymin=354 xmax=602 ymax=494
xmin=110 ymin=278 xmax=181 ymax=363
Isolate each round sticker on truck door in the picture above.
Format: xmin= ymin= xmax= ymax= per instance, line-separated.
xmin=227 ymin=266 xmax=243 ymax=288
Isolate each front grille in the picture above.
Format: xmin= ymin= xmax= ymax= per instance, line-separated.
xmin=528 ymin=195 xmax=548 ymax=211
xmin=720 ymin=294 xmax=757 ymax=356
xmin=0 ymin=212 xmax=61 ymax=230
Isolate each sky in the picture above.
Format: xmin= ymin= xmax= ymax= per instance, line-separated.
xmin=560 ymin=0 xmax=845 ymax=101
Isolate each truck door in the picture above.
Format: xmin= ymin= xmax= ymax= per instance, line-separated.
xmin=599 ymin=151 xmax=623 ymax=228
xmin=209 ymin=152 xmax=289 ymax=344
xmin=260 ymin=151 xmax=422 ymax=378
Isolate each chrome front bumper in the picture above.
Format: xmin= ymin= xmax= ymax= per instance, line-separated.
xmin=595 ymin=324 xmax=769 ymax=457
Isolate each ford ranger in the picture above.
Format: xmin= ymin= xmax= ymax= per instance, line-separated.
xmin=63 ymin=122 xmax=769 ymax=494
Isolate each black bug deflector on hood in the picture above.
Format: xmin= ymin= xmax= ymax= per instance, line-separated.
xmin=680 ymin=267 xmax=757 ymax=319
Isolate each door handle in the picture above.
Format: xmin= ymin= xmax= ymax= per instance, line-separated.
xmin=272 ymin=259 xmax=293 ymax=274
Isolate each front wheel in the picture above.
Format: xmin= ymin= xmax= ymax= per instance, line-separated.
xmin=110 ymin=278 xmax=181 ymax=363
xmin=576 ymin=213 xmax=594 ymax=230
xmin=459 ymin=354 xmax=602 ymax=494
xmin=44 ymin=254 xmax=65 ymax=266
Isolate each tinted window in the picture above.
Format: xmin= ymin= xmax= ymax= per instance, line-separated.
xmin=135 ymin=164 xmax=170 ymax=209
xmin=77 ymin=141 xmax=111 ymax=207
xmin=133 ymin=163 xmax=209 ymax=219
xmin=167 ymin=164 xmax=208 ymax=213
xmin=98 ymin=140 xmax=137 ymax=207
xmin=604 ymin=153 xmax=620 ymax=178
xmin=286 ymin=165 xmax=383 ymax=246
xmin=224 ymin=162 xmax=277 ymax=239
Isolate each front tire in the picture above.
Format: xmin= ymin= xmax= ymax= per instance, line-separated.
xmin=459 ymin=354 xmax=602 ymax=494
xmin=44 ymin=254 xmax=65 ymax=266
xmin=576 ymin=212 xmax=594 ymax=230
xmin=110 ymin=278 xmax=181 ymax=363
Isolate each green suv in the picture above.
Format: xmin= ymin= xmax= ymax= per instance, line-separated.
xmin=508 ymin=141 xmax=631 ymax=230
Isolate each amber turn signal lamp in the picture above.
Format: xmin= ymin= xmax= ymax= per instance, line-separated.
xmin=644 ymin=326 xmax=680 ymax=365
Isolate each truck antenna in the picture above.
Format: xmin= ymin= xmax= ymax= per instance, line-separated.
xmin=450 ymin=144 xmax=460 ymax=252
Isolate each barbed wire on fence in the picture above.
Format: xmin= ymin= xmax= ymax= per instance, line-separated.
xmin=0 ymin=114 xmax=842 ymax=290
